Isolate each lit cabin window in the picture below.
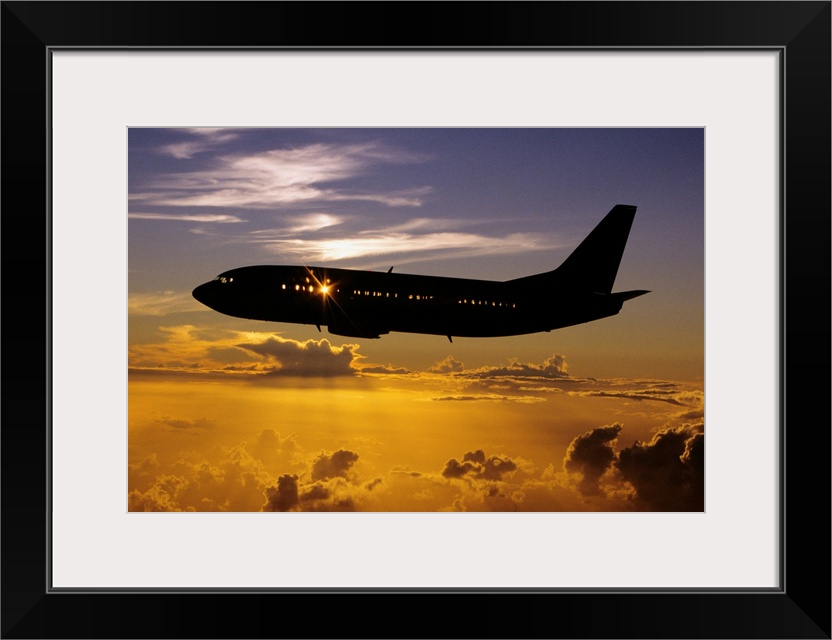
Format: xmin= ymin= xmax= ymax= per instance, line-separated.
xmin=282 ymin=284 xmax=286 ymax=290
xmin=295 ymin=284 xmax=300 ymax=291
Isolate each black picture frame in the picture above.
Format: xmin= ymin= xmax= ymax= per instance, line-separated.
xmin=2 ymin=2 xmax=829 ymax=638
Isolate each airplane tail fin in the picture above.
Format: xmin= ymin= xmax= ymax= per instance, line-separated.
xmin=552 ymin=204 xmax=637 ymax=293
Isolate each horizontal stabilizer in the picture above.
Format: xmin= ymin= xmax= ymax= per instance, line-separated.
xmin=609 ymin=289 xmax=650 ymax=302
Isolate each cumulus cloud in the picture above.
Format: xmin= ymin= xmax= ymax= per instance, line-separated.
xmin=428 ymin=356 xmax=464 ymax=374
xmin=617 ymin=423 xmax=704 ymax=511
xmin=129 ymin=442 xmax=275 ymax=512
xmin=562 ymin=424 xmax=622 ymax=496
xmin=559 ymin=422 xmax=705 ymax=511
xmin=128 ymin=474 xmax=192 ymax=512
xmin=442 ymin=449 xmax=519 ymax=482
xmin=310 ymin=449 xmax=359 ymax=481
xmin=466 ymin=354 xmax=569 ymax=380
xmin=357 ymin=364 xmax=415 ymax=375
xmin=262 ymin=449 xmax=370 ymax=512
xmin=236 ymin=336 xmax=360 ymax=377
xmin=129 ymin=328 xmax=364 ymax=380
xmin=412 ymin=354 xmax=580 ymax=404
xmin=250 ymin=429 xmax=300 ymax=467
xmin=263 ymin=474 xmax=300 ymax=512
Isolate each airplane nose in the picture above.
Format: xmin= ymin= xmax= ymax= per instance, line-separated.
xmin=192 ymin=282 xmax=214 ymax=308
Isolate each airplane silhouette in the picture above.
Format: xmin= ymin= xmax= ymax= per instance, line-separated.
xmin=193 ymin=205 xmax=648 ymax=341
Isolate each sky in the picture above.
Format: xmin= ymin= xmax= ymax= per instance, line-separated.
xmin=128 ymin=128 xmax=704 ymax=512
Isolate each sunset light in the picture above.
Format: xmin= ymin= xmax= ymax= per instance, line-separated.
xmin=128 ymin=127 xmax=704 ymax=513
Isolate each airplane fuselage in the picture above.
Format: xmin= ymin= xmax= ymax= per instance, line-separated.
xmin=193 ymin=264 xmax=631 ymax=339
xmin=192 ymin=205 xmax=649 ymax=340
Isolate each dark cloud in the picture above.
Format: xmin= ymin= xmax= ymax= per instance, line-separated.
xmin=442 ymin=450 xmax=518 ymax=481
xmin=263 ymin=474 xmax=300 ymax=512
xmin=301 ymin=483 xmax=331 ymax=502
xmin=235 ymin=337 xmax=359 ymax=377
xmin=677 ymin=409 xmax=705 ymax=421
xmin=261 ymin=448 xmax=367 ymax=512
xmin=431 ymin=394 xmax=544 ymax=403
xmin=560 ymin=422 xmax=705 ymax=510
xmin=358 ymin=364 xmax=414 ymax=375
xmin=310 ymin=449 xmax=359 ymax=481
xmin=563 ymin=424 xmax=622 ymax=496
xmin=570 ymin=390 xmax=686 ymax=406
xmin=617 ymin=423 xmax=704 ymax=511
xmin=428 ymin=356 xmax=464 ymax=374
xmin=160 ymin=417 xmax=215 ymax=430
xmin=364 ymin=477 xmax=383 ymax=491
xmin=466 ymin=354 xmax=569 ymax=380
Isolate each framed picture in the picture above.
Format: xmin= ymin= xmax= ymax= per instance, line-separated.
xmin=3 ymin=2 xmax=829 ymax=638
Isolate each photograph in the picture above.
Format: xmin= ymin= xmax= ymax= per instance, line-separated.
xmin=128 ymin=127 xmax=704 ymax=513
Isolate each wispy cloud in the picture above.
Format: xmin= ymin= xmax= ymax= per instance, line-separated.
xmin=129 ymin=213 xmax=246 ymax=223
xmin=431 ymin=394 xmax=546 ymax=404
xmin=253 ymin=230 xmax=558 ymax=264
xmin=128 ymin=291 xmax=204 ymax=316
xmin=135 ymin=142 xmax=430 ymax=209
xmin=158 ymin=128 xmax=240 ymax=159
xmin=568 ymin=386 xmax=704 ymax=408
xmin=247 ymin=213 xmax=344 ymax=236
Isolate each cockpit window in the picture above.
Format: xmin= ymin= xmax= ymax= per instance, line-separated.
xmin=215 ymin=276 xmax=234 ymax=284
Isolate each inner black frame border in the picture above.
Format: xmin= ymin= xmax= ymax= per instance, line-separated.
xmin=2 ymin=2 xmax=829 ymax=638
